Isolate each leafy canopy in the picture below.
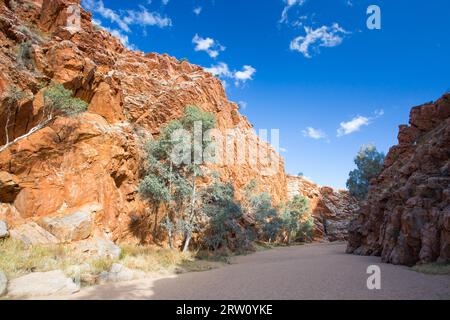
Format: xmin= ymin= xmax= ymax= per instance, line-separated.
xmin=43 ymin=83 xmax=88 ymax=116
xmin=346 ymin=144 xmax=385 ymax=200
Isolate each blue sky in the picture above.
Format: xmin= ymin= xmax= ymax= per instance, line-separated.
xmin=82 ymin=0 xmax=450 ymax=189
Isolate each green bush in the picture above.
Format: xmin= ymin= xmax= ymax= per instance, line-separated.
xmin=201 ymin=182 xmax=250 ymax=251
xmin=346 ymin=144 xmax=385 ymax=200
xmin=43 ymin=83 xmax=88 ymax=116
xmin=281 ymin=195 xmax=312 ymax=243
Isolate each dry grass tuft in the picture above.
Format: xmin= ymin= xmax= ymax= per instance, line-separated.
xmin=411 ymin=262 xmax=450 ymax=275
xmin=0 ymin=239 xmax=224 ymax=286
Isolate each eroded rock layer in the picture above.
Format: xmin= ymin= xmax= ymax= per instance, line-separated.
xmin=0 ymin=0 xmax=287 ymax=243
xmin=287 ymin=176 xmax=360 ymax=242
xmin=347 ymin=94 xmax=450 ymax=266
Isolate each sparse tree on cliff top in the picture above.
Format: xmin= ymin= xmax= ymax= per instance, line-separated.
xmin=346 ymin=144 xmax=385 ymax=200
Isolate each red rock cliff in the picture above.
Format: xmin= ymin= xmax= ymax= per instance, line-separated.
xmin=287 ymin=175 xmax=360 ymax=242
xmin=347 ymin=94 xmax=450 ymax=266
xmin=0 ymin=0 xmax=287 ymax=243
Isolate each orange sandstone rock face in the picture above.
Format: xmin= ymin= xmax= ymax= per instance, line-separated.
xmin=347 ymin=94 xmax=450 ymax=266
xmin=287 ymin=176 xmax=360 ymax=242
xmin=0 ymin=0 xmax=287 ymax=243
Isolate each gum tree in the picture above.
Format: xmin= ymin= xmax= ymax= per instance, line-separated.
xmin=139 ymin=105 xmax=216 ymax=252
xmin=346 ymin=144 xmax=385 ymax=200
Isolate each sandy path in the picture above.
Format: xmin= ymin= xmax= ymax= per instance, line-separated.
xmin=51 ymin=243 xmax=450 ymax=300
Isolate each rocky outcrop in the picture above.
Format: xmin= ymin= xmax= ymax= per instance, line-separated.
xmin=0 ymin=219 xmax=7 ymax=238
xmin=0 ymin=0 xmax=287 ymax=244
xmin=10 ymin=221 xmax=59 ymax=245
xmin=347 ymin=94 xmax=450 ymax=266
xmin=7 ymin=270 xmax=79 ymax=297
xmin=0 ymin=171 xmax=21 ymax=203
xmin=37 ymin=202 xmax=100 ymax=242
xmin=97 ymin=263 xmax=145 ymax=284
xmin=287 ymin=176 xmax=360 ymax=241
xmin=72 ymin=236 xmax=122 ymax=259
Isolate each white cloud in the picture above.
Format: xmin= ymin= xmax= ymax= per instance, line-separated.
xmin=83 ymin=0 xmax=130 ymax=32
xmin=374 ymin=109 xmax=384 ymax=117
xmin=280 ymin=0 xmax=306 ymax=23
xmin=237 ymin=101 xmax=248 ymax=110
xmin=204 ymin=63 xmax=257 ymax=87
xmin=192 ymin=34 xmax=225 ymax=58
xmin=82 ymin=0 xmax=171 ymax=35
xmin=124 ymin=5 xmax=172 ymax=28
xmin=105 ymin=27 xmax=138 ymax=50
xmin=337 ymin=116 xmax=369 ymax=137
xmin=234 ymin=65 xmax=256 ymax=85
xmin=161 ymin=0 xmax=169 ymax=5
xmin=280 ymin=147 xmax=288 ymax=153
xmin=193 ymin=7 xmax=202 ymax=15
xmin=302 ymin=127 xmax=328 ymax=140
xmin=204 ymin=62 xmax=232 ymax=77
xmin=290 ymin=23 xmax=349 ymax=58
xmin=337 ymin=109 xmax=385 ymax=137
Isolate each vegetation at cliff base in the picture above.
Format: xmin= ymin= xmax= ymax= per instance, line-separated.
xmin=139 ymin=106 xmax=314 ymax=254
xmin=411 ymin=262 xmax=450 ymax=275
xmin=346 ymin=144 xmax=385 ymax=200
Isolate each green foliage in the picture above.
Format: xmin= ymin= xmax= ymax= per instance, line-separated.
xmin=201 ymin=182 xmax=250 ymax=251
xmin=346 ymin=144 xmax=385 ymax=200
xmin=298 ymin=216 xmax=314 ymax=241
xmin=289 ymin=195 xmax=310 ymax=217
xmin=180 ymin=105 xmax=216 ymax=133
xmin=139 ymin=105 xmax=217 ymax=252
xmin=139 ymin=175 xmax=170 ymax=203
xmin=281 ymin=195 xmax=312 ymax=243
xmin=43 ymin=83 xmax=88 ymax=117
xmin=241 ymin=180 xmax=281 ymax=242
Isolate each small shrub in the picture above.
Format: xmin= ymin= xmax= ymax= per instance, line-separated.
xmin=43 ymin=83 xmax=88 ymax=116
xmin=18 ymin=41 xmax=34 ymax=69
xmin=411 ymin=262 xmax=450 ymax=275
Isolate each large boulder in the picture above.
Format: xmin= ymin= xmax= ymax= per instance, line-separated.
xmin=10 ymin=222 xmax=59 ymax=246
xmin=38 ymin=203 xmax=101 ymax=242
xmin=0 ymin=172 xmax=21 ymax=203
xmin=0 ymin=271 xmax=7 ymax=296
xmin=97 ymin=263 xmax=145 ymax=284
xmin=7 ymin=270 xmax=79 ymax=298
xmin=73 ymin=236 xmax=122 ymax=259
xmin=0 ymin=220 xmax=8 ymax=238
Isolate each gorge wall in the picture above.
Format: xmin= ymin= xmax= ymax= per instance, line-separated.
xmin=0 ymin=0 xmax=287 ymax=244
xmin=347 ymin=94 xmax=450 ymax=266
xmin=287 ymin=175 xmax=360 ymax=242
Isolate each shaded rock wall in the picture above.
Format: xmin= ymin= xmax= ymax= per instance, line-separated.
xmin=347 ymin=94 xmax=450 ymax=266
